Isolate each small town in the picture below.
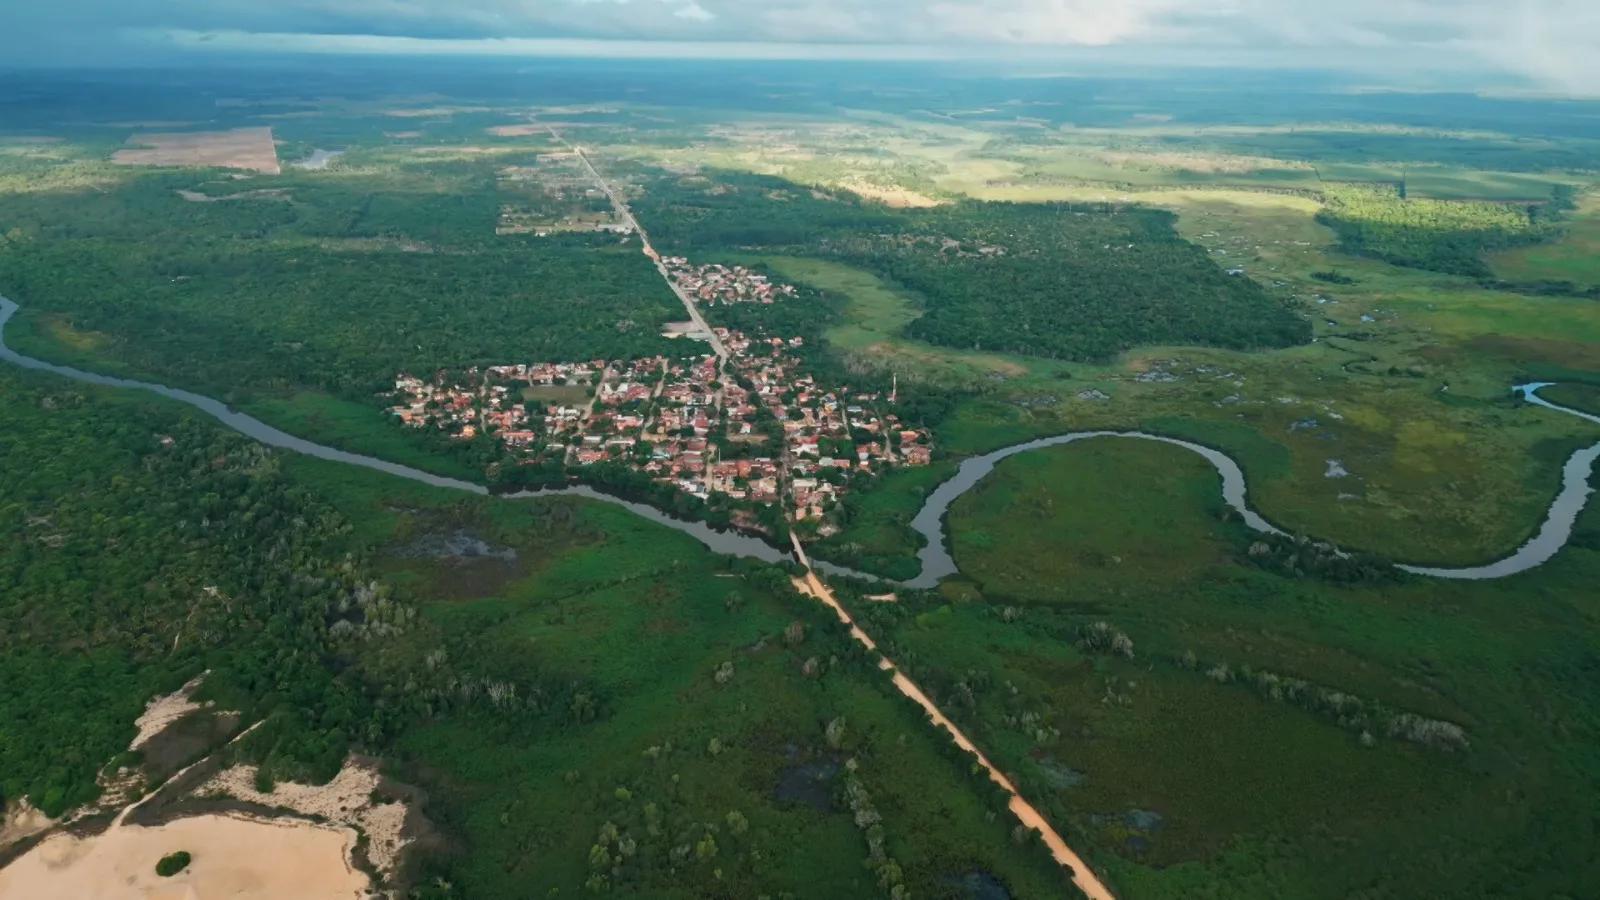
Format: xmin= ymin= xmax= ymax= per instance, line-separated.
xmin=661 ymin=257 xmax=800 ymax=305
xmin=388 ymin=327 xmax=931 ymax=535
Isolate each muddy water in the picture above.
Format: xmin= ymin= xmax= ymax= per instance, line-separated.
xmin=2 ymin=297 xmax=1596 ymax=585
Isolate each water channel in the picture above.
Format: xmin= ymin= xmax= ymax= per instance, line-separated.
xmin=3 ymin=296 xmax=1596 ymax=586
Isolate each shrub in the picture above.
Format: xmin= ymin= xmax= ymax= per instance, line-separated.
xmin=155 ymin=851 xmax=192 ymax=877
xmin=1078 ymin=621 xmax=1134 ymax=659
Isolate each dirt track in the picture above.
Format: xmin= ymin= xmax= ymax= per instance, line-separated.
xmin=787 ymin=535 xmax=1115 ymax=900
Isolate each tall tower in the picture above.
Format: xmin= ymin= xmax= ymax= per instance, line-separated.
xmin=889 ymin=372 xmax=898 ymax=404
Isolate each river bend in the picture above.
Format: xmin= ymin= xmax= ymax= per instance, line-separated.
xmin=2 ymin=297 xmax=1595 ymax=585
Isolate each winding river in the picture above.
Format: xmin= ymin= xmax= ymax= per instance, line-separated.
xmin=2 ymin=296 xmax=1597 ymax=585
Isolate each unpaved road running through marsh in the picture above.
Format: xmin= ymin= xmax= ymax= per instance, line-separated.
xmin=790 ymin=535 xmax=1117 ymax=900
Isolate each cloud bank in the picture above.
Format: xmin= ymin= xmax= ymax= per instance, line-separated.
xmin=3 ymin=0 xmax=1597 ymax=94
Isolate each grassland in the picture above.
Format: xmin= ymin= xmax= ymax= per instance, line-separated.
xmin=1541 ymin=382 xmax=1600 ymax=416
xmin=795 ymin=185 xmax=1600 ymax=575
xmin=243 ymin=392 xmax=487 ymax=481
xmin=749 ymin=255 xmax=1074 ymax=386
xmin=279 ymin=455 xmax=1083 ymax=899
xmin=1491 ymin=195 xmax=1600 ymax=285
xmin=838 ymin=436 xmax=1600 ymax=898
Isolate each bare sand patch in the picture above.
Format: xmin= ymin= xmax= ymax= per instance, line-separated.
xmin=131 ymin=676 xmax=208 ymax=749
xmin=0 ymin=814 xmax=366 ymax=900
xmin=113 ymin=127 xmax=280 ymax=174
xmin=198 ymin=762 xmax=410 ymax=879
xmin=488 ymin=123 xmax=542 ymax=137
xmin=840 ymin=180 xmax=942 ymax=208
xmin=384 ymin=131 xmax=424 ymax=139
xmin=0 ymin=800 xmax=55 ymax=847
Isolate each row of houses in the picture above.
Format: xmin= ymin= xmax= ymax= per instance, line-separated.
xmin=661 ymin=257 xmax=800 ymax=306
xmin=386 ymin=324 xmax=931 ymax=533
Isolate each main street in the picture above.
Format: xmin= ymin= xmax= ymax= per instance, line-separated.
xmin=545 ymin=126 xmax=729 ymax=365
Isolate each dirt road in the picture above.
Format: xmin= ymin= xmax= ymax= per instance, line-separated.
xmin=789 ymin=535 xmax=1116 ymax=900
xmin=543 ymin=125 xmax=727 ymax=364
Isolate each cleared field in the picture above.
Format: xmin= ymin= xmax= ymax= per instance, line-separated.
xmin=1491 ymin=196 xmax=1600 ymax=284
xmin=487 ymin=123 xmax=543 ymax=136
xmin=522 ymin=384 xmax=593 ymax=405
xmin=111 ymin=127 xmax=280 ymax=174
xmin=750 ymin=255 xmax=1065 ymax=385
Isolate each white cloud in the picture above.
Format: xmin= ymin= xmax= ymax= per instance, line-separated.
xmin=673 ymin=2 xmax=714 ymax=22
xmin=2 ymin=0 xmax=1597 ymax=93
xmin=922 ymin=0 xmax=1201 ymax=46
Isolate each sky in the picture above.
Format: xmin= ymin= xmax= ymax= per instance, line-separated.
xmin=3 ymin=0 xmax=1597 ymax=94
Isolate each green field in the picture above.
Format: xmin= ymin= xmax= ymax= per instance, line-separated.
xmin=245 ymin=391 xmax=486 ymax=481
xmin=1540 ymin=382 xmax=1600 ymax=416
xmin=1491 ymin=196 xmax=1600 ymax=285
xmin=753 ymin=255 xmax=1074 ymax=386
xmin=838 ymin=437 xmax=1600 ymax=898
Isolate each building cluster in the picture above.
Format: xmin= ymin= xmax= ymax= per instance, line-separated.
xmin=388 ymin=328 xmax=931 ymax=535
xmin=661 ymin=257 xmax=799 ymax=306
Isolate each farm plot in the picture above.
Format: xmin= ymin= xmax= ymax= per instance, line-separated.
xmin=111 ymin=127 xmax=280 ymax=174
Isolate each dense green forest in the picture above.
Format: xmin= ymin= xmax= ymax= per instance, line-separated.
xmin=0 ymin=166 xmax=683 ymax=402
xmin=0 ymin=366 xmax=1085 ymax=898
xmin=1317 ymin=183 xmax=1573 ymax=277
xmin=0 ymin=369 xmax=383 ymax=814
xmin=632 ymin=171 xmax=1311 ymax=362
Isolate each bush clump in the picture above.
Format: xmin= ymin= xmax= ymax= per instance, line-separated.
xmin=155 ymin=851 xmax=192 ymax=877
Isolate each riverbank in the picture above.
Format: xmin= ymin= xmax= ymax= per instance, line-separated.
xmin=3 ymin=296 xmax=1596 ymax=588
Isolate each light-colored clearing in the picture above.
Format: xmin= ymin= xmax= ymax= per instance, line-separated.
xmin=112 ymin=127 xmax=279 ymax=175
xmin=840 ymin=180 xmax=942 ymax=208
xmin=130 ymin=674 xmax=209 ymax=751
xmin=0 ymin=814 xmax=366 ymax=900
xmin=488 ymin=124 xmax=543 ymax=137
xmin=0 ymin=799 xmax=56 ymax=847
xmin=198 ymin=761 xmax=410 ymax=879
xmin=384 ymin=106 xmax=490 ymax=118
xmin=384 ymin=131 xmax=424 ymax=139
xmin=174 ymin=188 xmax=290 ymax=203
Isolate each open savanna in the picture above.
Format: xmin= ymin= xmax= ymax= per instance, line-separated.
xmin=848 ymin=436 xmax=1600 ymax=899
xmin=1491 ymin=194 xmax=1600 ymax=285
xmin=798 ymin=185 xmax=1600 ymax=574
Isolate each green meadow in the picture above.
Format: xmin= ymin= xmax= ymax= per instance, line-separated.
xmin=833 ymin=437 xmax=1600 ymax=899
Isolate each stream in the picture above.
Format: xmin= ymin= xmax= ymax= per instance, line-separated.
xmin=3 ymin=296 xmax=1596 ymax=585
